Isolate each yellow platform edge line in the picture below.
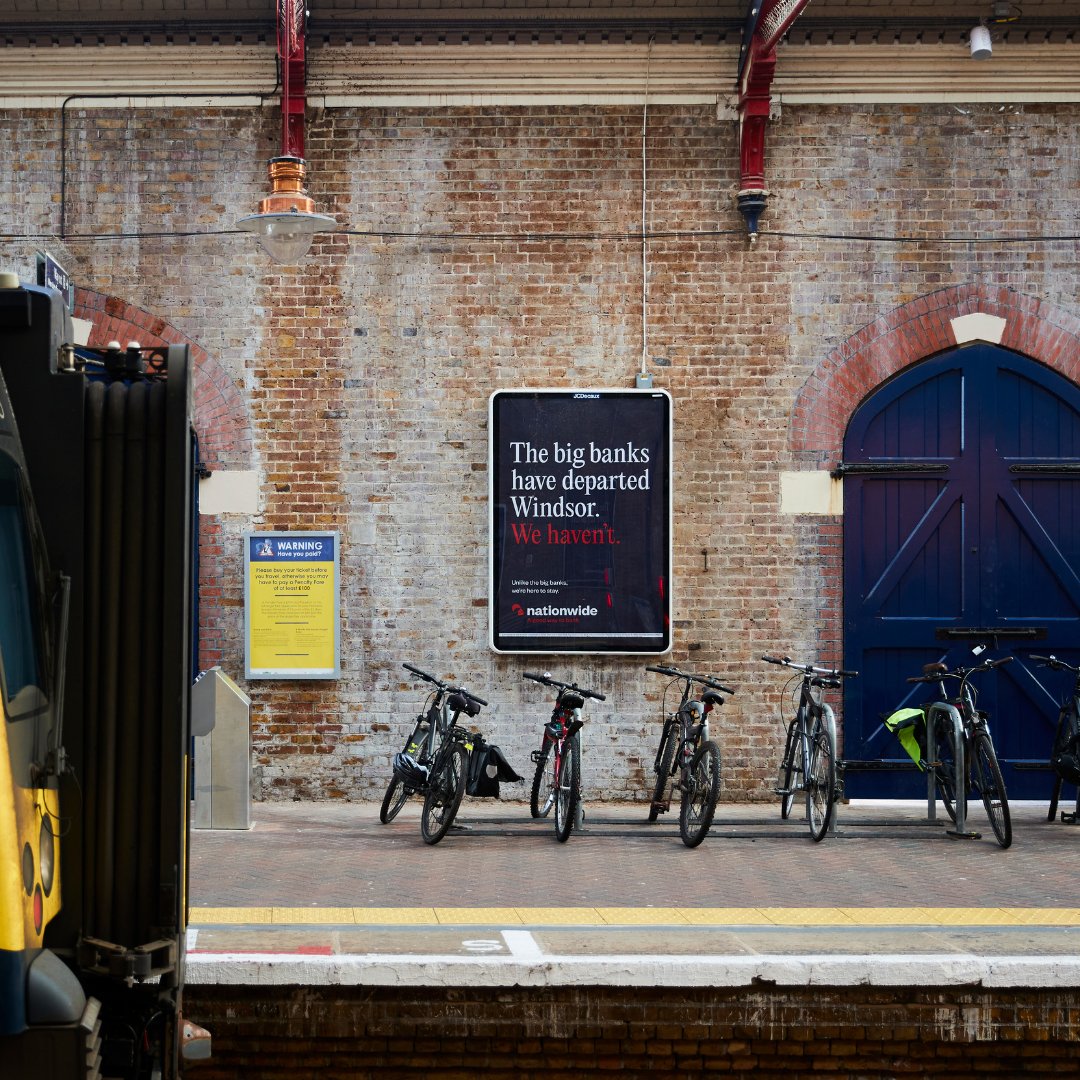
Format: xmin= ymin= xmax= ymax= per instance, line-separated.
xmin=187 ymin=906 xmax=1080 ymax=928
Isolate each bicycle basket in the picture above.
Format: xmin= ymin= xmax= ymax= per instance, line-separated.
xmin=883 ymin=707 xmax=927 ymax=770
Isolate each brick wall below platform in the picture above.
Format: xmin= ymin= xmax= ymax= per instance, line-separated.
xmin=183 ymin=984 xmax=1080 ymax=1079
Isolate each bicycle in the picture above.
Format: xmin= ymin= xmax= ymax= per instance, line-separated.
xmin=381 ymin=662 xmax=487 ymax=845
xmin=906 ymin=654 xmax=1012 ymax=849
xmin=762 ymin=654 xmax=855 ymax=842
xmin=1028 ymin=654 xmax=1080 ymax=824
xmin=645 ymin=664 xmax=734 ymax=848
xmin=524 ymin=672 xmax=606 ymax=842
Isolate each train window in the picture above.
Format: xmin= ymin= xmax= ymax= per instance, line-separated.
xmin=0 ymin=451 xmax=47 ymax=721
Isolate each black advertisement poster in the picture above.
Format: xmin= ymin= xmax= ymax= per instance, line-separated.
xmin=489 ymin=389 xmax=672 ymax=654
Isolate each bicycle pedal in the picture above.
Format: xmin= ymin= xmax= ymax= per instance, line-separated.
xmin=773 ymin=787 xmax=793 ymax=796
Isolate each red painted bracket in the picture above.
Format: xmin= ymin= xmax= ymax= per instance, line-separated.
xmin=736 ymin=0 xmax=811 ymax=239
xmin=279 ymin=0 xmax=307 ymax=159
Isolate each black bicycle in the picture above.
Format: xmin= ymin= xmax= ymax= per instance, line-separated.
xmin=1029 ymin=654 xmax=1080 ymax=824
xmin=907 ymin=656 xmax=1012 ymax=849
xmin=382 ymin=663 xmax=487 ymax=844
xmin=525 ymin=672 xmax=605 ymax=842
xmin=645 ymin=664 xmax=734 ymax=848
xmin=762 ymin=655 xmax=854 ymax=842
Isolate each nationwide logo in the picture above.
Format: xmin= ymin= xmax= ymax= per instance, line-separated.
xmin=525 ymin=605 xmax=598 ymax=617
xmin=512 ymin=603 xmax=525 ymax=616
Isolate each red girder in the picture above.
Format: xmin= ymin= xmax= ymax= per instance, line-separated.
xmin=278 ymin=0 xmax=307 ymax=159
xmin=736 ymin=0 xmax=812 ymax=236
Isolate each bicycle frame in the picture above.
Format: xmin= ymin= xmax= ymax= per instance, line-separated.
xmin=645 ymin=665 xmax=733 ymax=847
xmin=762 ymin=655 xmax=854 ymax=841
xmin=384 ymin=664 xmax=488 ymax=838
xmin=796 ymin=679 xmax=837 ymax=790
xmin=525 ymin=671 xmax=604 ymax=840
xmin=911 ymin=653 xmax=1012 ymax=844
xmin=1030 ymin=654 xmax=1080 ymax=824
xmin=651 ymin=674 xmax=716 ymax=807
xmin=400 ymin=670 xmax=455 ymax=787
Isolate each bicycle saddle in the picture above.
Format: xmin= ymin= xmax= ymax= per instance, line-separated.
xmin=922 ymin=662 xmax=948 ymax=675
xmin=560 ymin=693 xmax=585 ymax=711
xmin=701 ymin=689 xmax=725 ymax=707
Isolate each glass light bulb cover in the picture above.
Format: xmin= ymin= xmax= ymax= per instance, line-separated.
xmin=236 ymin=210 xmax=338 ymax=264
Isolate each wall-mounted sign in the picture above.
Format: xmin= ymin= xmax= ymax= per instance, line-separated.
xmin=35 ymin=250 xmax=74 ymax=312
xmin=489 ymin=389 xmax=672 ymax=654
xmin=244 ymin=532 xmax=340 ymax=679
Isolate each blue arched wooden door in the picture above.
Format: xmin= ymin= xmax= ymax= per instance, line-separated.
xmin=842 ymin=344 xmax=1080 ymax=798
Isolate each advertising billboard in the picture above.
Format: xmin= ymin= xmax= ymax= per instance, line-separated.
xmin=244 ymin=531 xmax=340 ymax=679
xmin=489 ymin=389 xmax=672 ymax=654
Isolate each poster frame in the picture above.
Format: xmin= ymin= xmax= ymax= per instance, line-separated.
xmin=488 ymin=387 xmax=673 ymax=656
xmin=244 ymin=530 xmax=341 ymax=680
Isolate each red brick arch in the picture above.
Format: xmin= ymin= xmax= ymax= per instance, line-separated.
xmin=791 ymin=284 xmax=1080 ymax=466
xmin=73 ymin=287 xmax=253 ymax=469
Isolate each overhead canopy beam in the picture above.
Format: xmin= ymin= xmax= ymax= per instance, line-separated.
xmin=736 ymin=0 xmax=812 ymax=240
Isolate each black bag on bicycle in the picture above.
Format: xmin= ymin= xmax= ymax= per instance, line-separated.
xmin=1052 ymin=731 xmax=1080 ymax=786
xmin=466 ymin=737 xmax=523 ymax=798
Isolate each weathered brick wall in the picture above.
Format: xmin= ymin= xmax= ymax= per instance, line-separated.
xmin=3 ymin=99 xmax=1079 ymax=803
xmin=183 ymin=984 xmax=1080 ymax=1079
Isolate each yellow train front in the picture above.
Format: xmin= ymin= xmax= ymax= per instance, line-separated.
xmin=0 ymin=275 xmax=198 ymax=1078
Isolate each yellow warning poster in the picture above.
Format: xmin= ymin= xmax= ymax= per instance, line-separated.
xmin=245 ymin=532 xmax=340 ymax=679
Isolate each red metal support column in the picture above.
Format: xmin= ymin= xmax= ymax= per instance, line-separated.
xmin=279 ymin=0 xmax=307 ymax=159
xmin=736 ymin=0 xmax=811 ymax=240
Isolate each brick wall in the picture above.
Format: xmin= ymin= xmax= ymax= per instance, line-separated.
xmin=3 ymin=100 xmax=1079 ymax=803
xmin=183 ymin=984 xmax=1080 ymax=1078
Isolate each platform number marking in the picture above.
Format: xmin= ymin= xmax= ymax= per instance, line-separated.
xmin=461 ymin=939 xmax=504 ymax=953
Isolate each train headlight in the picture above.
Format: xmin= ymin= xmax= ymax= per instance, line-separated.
xmin=39 ymin=816 xmax=55 ymax=897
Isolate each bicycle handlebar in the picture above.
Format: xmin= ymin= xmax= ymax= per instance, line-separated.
xmin=523 ymin=671 xmax=605 ymax=701
xmin=403 ymin=662 xmax=488 ymax=706
xmin=402 ymin=662 xmax=441 ymax=684
xmin=761 ymin=655 xmax=858 ymax=679
xmin=1031 ymin=654 xmax=1080 ymax=675
xmin=645 ymin=665 xmax=735 ymax=695
xmin=906 ymin=655 xmax=1014 ymax=684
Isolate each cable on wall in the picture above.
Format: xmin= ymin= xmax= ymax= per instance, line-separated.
xmin=638 ymin=35 xmax=654 ymax=387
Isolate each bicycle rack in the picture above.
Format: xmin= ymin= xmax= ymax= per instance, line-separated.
xmin=821 ymin=704 xmax=840 ymax=837
xmin=925 ymin=703 xmax=978 ymax=840
xmin=834 ymin=704 xmax=974 ymax=839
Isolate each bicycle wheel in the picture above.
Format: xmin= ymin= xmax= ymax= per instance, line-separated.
xmin=420 ymin=742 xmax=467 ymax=846
xmin=379 ymin=776 xmax=411 ymax=824
xmin=971 ymin=732 xmax=1012 ymax=849
xmin=805 ymin=725 xmax=836 ymax=842
xmin=777 ymin=718 xmax=800 ymax=820
xmin=679 ymin=740 xmax=721 ymax=849
xmin=553 ymin=733 xmax=581 ymax=843
xmin=530 ymin=739 xmax=554 ymax=818
xmin=648 ymin=718 xmax=675 ymax=822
